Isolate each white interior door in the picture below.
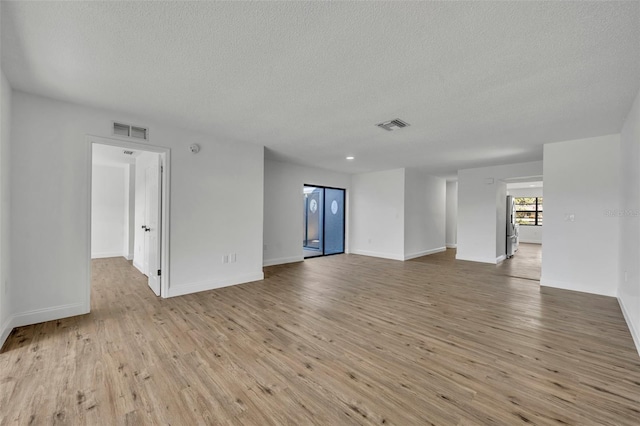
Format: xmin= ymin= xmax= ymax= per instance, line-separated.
xmin=145 ymin=156 xmax=162 ymax=296
xmin=142 ymin=171 xmax=150 ymax=276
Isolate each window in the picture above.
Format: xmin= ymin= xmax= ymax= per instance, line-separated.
xmin=514 ymin=197 xmax=543 ymax=226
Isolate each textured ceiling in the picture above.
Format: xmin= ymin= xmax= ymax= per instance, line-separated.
xmin=2 ymin=1 xmax=639 ymax=176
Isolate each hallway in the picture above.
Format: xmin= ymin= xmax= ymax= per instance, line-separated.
xmin=497 ymin=243 xmax=542 ymax=282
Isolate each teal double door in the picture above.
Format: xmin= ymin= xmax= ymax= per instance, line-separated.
xmin=303 ymin=185 xmax=345 ymax=258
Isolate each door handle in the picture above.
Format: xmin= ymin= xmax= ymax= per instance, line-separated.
xmin=141 ymin=225 xmax=150 ymax=232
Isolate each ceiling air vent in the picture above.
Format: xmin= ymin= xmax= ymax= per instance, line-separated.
xmin=123 ymin=150 xmax=134 ymax=155
xmin=113 ymin=122 xmax=148 ymax=140
xmin=376 ymin=118 xmax=410 ymax=131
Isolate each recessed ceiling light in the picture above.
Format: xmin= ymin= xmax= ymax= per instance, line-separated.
xmin=529 ymin=184 xmax=535 ymax=187
xmin=346 ymin=156 xmax=355 ymax=160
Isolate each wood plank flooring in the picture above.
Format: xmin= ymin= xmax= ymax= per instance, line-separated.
xmin=1 ymin=249 xmax=639 ymax=425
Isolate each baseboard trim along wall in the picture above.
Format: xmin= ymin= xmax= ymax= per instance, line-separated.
xmin=540 ymin=278 xmax=617 ymax=298
xmin=446 ymin=243 xmax=457 ymax=249
xmin=350 ymin=249 xmax=404 ymax=261
xmin=91 ymin=252 xmax=127 ymax=259
xmin=263 ymin=256 xmax=303 ymax=267
xmin=618 ymin=297 xmax=640 ymax=357
xmin=455 ymin=254 xmax=503 ymax=264
xmin=1 ymin=302 xmax=88 ymax=349
xmin=404 ymin=247 xmax=446 ymax=261
xmin=166 ymin=272 xmax=265 ymax=298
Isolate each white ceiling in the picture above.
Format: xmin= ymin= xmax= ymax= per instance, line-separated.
xmin=2 ymin=2 xmax=639 ymax=176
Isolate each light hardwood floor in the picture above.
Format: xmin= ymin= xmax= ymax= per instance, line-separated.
xmin=1 ymin=249 xmax=639 ymax=425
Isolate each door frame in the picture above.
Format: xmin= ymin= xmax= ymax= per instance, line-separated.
xmin=303 ymin=184 xmax=346 ymax=258
xmin=86 ymin=135 xmax=171 ymax=308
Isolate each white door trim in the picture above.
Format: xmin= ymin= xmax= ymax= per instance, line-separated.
xmin=86 ymin=135 xmax=171 ymax=309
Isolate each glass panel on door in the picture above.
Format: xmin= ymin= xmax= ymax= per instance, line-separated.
xmin=303 ymin=186 xmax=324 ymax=257
xmin=323 ymin=188 xmax=345 ymax=255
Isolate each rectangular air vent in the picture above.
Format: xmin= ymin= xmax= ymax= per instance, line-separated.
xmin=376 ymin=118 xmax=410 ymax=131
xmin=113 ymin=122 xmax=148 ymax=140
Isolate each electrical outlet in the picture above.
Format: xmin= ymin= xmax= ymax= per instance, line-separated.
xmin=230 ymin=253 xmax=236 ymax=263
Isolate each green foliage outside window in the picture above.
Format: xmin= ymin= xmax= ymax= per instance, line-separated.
xmin=514 ymin=197 xmax=543 ymax=226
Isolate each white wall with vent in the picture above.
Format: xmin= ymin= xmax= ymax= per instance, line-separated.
xmin=7 ymin=90 xmax=264 ymax=333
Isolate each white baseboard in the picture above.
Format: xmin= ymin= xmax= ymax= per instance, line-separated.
xmin=263 ymin=256 xmax=303 ymax=267
xmin=496 ymin=254 xmax=507 ymax=264
xmin=1 ymin=302 xmax=88 ymax=350
xmin=618 ymin=297 xmax=640 ymax=357
xmin=446 ymin=243 xmax=457 ymax=249
xmin=404 ymin=247 xmax=446 ymax=261
xmin=518 ymin=240 xmax=542 ymax=244
xmin=125 ymin=253 xmax=134 ymax=261
xmin=91 ymin=252 xmax=125 ymax=259
xmin=11 ymin=302 xmax=88 ymax=328
xmin=166 ymin=271 xmax=264 ymax=298
xmin=539 ymin=277 xmax=617 ymax=297
xmin=455 ymin=254 xmax=502 ymax=264
xmin=350 ymin=249 xmax=404 ymax=261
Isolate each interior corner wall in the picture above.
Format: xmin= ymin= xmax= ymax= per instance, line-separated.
xmin=618 ymin=88 xmax=640 ymax=355
xmin=457 ymin=161 xmax=543 ymax=264
xmin=541 ymin=134 xmax=620 ymax=297
xmin=91 ymin=164 xmax=127 ymax=259
xmin=0 ymin=69 xmax=12 ymax=347
xmin=403 ymin=169 xmax=446 ymax=260
xmin=445 ymin=181 xmax=458 ymax=248
xmin=9 ymin=91 xmax=264 ymax=328
xmin=263 ymin=158 xmax=351 ymax=266
xmin=507 ymin=187 xmax=544 ymax=244
xmin=350 ymin=168 xmax=405 ymax=260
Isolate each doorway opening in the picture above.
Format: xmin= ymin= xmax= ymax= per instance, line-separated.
xmin=303 ymin=185 xmax=345 ymax=258
xmin=500 ymin=179 xmax=543 ymax=281
xmin=87 ymin=135 xmax=170 ymax=309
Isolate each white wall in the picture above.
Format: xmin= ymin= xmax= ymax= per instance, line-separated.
xmin=507 ymin=187 xmax=543 ymax=244
xmin=350 ymin=168 xmax=405 ymax=260
xmin=457 ymin=161 xmax=543 ymax=263
xmin=9 ymin=91 xmax=264 ymax=330
xmin=263 ymin=159 xmax=351 ymax=266
xmin=91 ymin=164 xmax=127 ymax=259
xmin=619 ymin=88 xmax=640 ymax=355
xmin=0 ymin=69 xmax=12 ymax=347
xmin=445 ymin=181 xmax=458 ymax=248
xmin=542 ymin=134 xmax=620 ymax=297
xmin=404 ymin=169 xmax=446 ymax=259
